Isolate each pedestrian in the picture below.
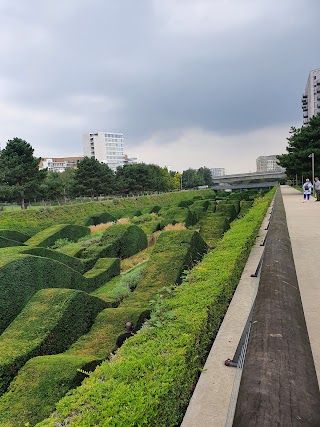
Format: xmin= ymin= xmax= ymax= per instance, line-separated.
xmin=302 ymin=178 xmax=313 ymax=202
xmin=314 ymin=177 xmax=320 ymax=201
xmin=115 ymin=321 xmax=134 ymax=348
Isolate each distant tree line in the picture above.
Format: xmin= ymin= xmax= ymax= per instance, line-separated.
xmin=0 ymin=138 xmax=213 ymax=209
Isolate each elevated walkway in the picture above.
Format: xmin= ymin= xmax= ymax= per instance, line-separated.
xmin=181 ymin=185 xmax=320 ymax=427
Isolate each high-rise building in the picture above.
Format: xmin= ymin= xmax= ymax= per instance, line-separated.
xmin=210 ymin=168 xmax=226 ymax=177
xmin=256 ymin=155 xmax=284 ymax=173
xmin=83 ymin=132 xmax=124 ymax=171
xmin=301 ymin=68 xmax=320 ymax=125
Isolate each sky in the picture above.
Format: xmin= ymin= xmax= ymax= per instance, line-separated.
xmin=0 ymin=0 xmax=319 ymax=173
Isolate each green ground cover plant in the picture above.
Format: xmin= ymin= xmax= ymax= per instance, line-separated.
xmin=0 ymin=288 xmax=105 ymax=395
xmin=0 ymin=189 xmax=213 ymax=235
xmin=34 ymin=187 xmax=275 ymax=427
xmin=25 ymin=224 xmax=90 ymax=247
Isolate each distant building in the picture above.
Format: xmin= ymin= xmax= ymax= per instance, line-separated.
xmin=256 ymin=155 xmax=284 ymax=173
xmin=210 ymin=168 xmax=226 ymax=177
xmin=301 ymin=68 xmax=320 ymax=125
xmin=39 ymin=157 xmax=83 ymax=172
xmin=83 ymin=132 xmax=124 ymax=171
xmin=123 ymin=154 xmax=138 ymax=165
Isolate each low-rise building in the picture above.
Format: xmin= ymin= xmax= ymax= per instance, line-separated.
xmin=39 ymin=157 xmax=83 ymax=172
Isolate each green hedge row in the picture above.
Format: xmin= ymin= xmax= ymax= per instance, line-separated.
xmin=25 ymin=224 xmax=90 ymax=247
xmin=198 ymin=212 xmax=230 ymax=248
xmin=0 ymin=288 xmax=105 ymax=396
xmin=0 ymin=190 xmax=214 ymax=235
xmin=35 ymin=188 xmax=275 ymax=427
xmin=159 ymin=207 xmax=197 ymax=228
xmin=0 ymin=229 xmax=30 ymax=243
xmin=0 ymin=236 xmax=24 ymax=248
xmin=0 ymin=253 xmax=118 ymax=334
xmin=239 ymin=200 xmax=253 ymax=217
xmin=84 ymin=258 xmax=120 ymax=289
xmin=215 ymin=203 xmax=237 ymax=220
xmin=84 ymin=212 xmax=116 ymax=226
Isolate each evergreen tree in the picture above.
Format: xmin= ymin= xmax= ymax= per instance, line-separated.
xmin=277 ymin=114 xmax=320 ymax=179
xmin=73 ymin=157 xmax=114 ymax=197
xmin=0 ymin=137 xmax=46 ymax=209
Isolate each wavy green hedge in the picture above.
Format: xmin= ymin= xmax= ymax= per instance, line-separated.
xmin=84 ymin=212 xmax=116 ymax=226
xmin=0 ymin=229 xmax=30 ymax=242
xmin=0 ymin=236 xmax=23 ymax=248
xmin=0 ymin=288 xmax=105 ymax=396
xmin=159 ymin=207 xmax=197 ymax=228
xmin=198 ymin=212 xmax=230 ymax=247
xmin=84 ymin=258 xmax=120 ymax=289
xmin=0 ymin=190 xmax=213 ymax=236
xmin=215 ymin=203 xmax=237 ymax=220
xmin=25 ymin=224 xmax=90 ymax=247
xmin=35 ymin=188 xmax=275 ymax=427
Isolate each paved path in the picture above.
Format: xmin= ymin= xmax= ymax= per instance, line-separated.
xmin=281 ymin=185 xmax=320 ymax=383
xmin=181 ymin=186 xmax=320 ymax=427
xmin=181 ymin=205 xmax=272 ymax=427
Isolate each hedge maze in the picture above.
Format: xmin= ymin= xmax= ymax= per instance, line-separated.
xmin=0 ymin=187 xmax=273 ymax=426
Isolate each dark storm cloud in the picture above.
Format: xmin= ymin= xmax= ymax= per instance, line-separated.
xmin=0 ymin=0 xmax=319 ymax=161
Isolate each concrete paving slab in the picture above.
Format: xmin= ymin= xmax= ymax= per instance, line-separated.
xmin=180 ymin=207 xmax=272 ymax=427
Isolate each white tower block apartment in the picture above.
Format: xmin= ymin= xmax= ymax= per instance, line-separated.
xmin=83 ymin=132 xmax=124 ymax=171
xmin=301 ymin=68 xmax=320 ymax=125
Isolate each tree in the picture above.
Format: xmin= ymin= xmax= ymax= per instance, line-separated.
xmin=277 ymin=114 xmax=320 ymax=179
xmin=0 ymin=138 xmax=46 ymax=209
xmin=197 ymin=167 xmax=213 ymax=186
xmin=182 ymin=168 xmax=204 ymax=188
xmin=115 ymin=163 xmax=171 ymax=194
xmin=73 ymin=157 xmax=114 ymax=197
xmin=40 ymin=171 xmax=65 ymax=201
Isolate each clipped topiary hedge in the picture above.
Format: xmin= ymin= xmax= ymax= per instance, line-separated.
xmin=0 ymin=236 xmax=24 ymax=248
xmin=215 ymin=203 xmax=237 ymax=220
xmin=159 ymin=207 xmax=197 ymax=228
xmin=198 ymin=212 xmax=230 ymax=248
xmin=84 ymin=258 xmax=120 ymax=289
xmin=0 ymin=288 xmax=105 ymax=396
xmin=0 ymin=229 xmax=30 ymax=243
xmin=34 ymin=188 xmax=275 ymax=427
xmin=84 ymin=212 xmax=116 ymax=226
xmin=239 ymin=200 xmax=253 ymax=217
xmin=25 ymin=224 xmax=90 ymax=248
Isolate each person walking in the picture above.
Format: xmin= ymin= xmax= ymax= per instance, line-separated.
xmin=302 ymin=178 xmax=313 ymax=202
xmin=314 ymin=177 xmax=320 ymax=201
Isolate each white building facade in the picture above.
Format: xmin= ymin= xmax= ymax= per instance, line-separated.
xmin=302 ymin=68 xmax=320 ymax=125
xmin=83 ymin=132 xmax=124 ymax=170
xmin=256 ymin=155 xmax=284 ymax=173
xmin=210 ymin=168 xmax=226 ymax=177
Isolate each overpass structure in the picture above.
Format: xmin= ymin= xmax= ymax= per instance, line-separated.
xmin=211 ymin=170 xmax=286 ymax=184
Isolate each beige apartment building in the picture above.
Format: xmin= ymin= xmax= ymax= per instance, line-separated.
xmin=39 ymin=157 xmax=83 ymax=172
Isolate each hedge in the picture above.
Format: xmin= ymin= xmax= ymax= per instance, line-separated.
xmin=84 ymin=258 xmax=120 ymax=289
xmin=0 ymin=254 xmax=114 ymax=334
xmin=0 ymin=190 xmax=214 ymax=236
xmin=198 ymin=212 xmax=230 ymax=248
xmin=0 ymin=308 xmax=150 ymax=426
xmin=0 ymin=288 xmax=105 ymax=396
xmin=0 ymin=236 xmax=24 ymax=248
xmin=84 ymin=212 xmax=116 ymax=226
xmin=239 ymin=200 xmax=253 ymax=217
xmin=120 ymin=229 xmax=208 ymax=309
xmin=159 ymin=207 xmax=197 ymax=228
xmin=35 ymin=188 xmax=275 ymax=427
xmin=0 ymin=229 xmax=30 ymax=243
xmin=215 ymin=203 xmax=237 ymax=220
xmin=25 ymin=224 xmax=90 ymax=248
xmin=218 ymin=199 xmax=240 ymax=215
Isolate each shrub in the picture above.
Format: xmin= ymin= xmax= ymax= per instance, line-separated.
xmin=0 ymin=229 xmax=30 ymax=243
xmin=239 ymin=200 xmax=253 ymax=217
xmin=35 ymin=189 xmax=274 ymax=427
xmin=159 ymin=208 xmax=196 ymax=228
xmin=178 ymin=200 xmax=194 ymax=208
xmin=25 ymin=224 xmax=90 ymax=248
xmin=84 ymin=212 xmax=116 ymax=226
xmin=84 ymin=258 xmax=120 ymax=289
xmin=0 ymin=288 xmax=105 ymax=396
xmin=215 ymin=203 xmax=237 ymax=220
xmin=0 ymin=236 xmax=23 ymax=248
xmin=198 ymin=212 xmax=230 ymax=248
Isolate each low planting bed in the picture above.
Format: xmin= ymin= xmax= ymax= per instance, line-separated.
xmin=35 ymin=188 xmax=274 ymax=427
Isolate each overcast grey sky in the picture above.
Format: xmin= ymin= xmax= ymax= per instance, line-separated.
xmin=0 ymin=0 xmax=318 ymax=172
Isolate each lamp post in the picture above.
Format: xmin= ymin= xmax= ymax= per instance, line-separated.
xmin=309 ymin=153 xmax=315 ymax=195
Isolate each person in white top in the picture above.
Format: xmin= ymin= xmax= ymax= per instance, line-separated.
xmin=314 ymin=177 xmax=320 ymax=201
xmin=302 ymin=178 xmax=313 ymax=202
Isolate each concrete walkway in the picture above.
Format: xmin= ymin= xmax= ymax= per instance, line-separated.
xmin=181 ymin=186 xmax=320 ymax=427
xmin=281 ymin=185 xmax=320 ymax=383
xmin=181 ymin=204 xmax=272 ymax=427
